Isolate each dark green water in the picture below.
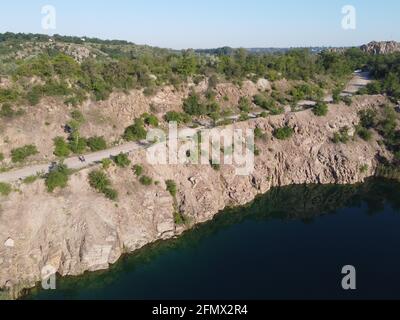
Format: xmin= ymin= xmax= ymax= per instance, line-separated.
xmin=27 ymin=179 xmax=400 ymax=300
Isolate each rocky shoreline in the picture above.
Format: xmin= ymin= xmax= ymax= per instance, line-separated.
xmin=0 ymin=95 xmax=390 ymax=299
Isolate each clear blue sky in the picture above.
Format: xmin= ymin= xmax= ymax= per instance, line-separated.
xmin=0 ymin=0 xmax=399 ymax=49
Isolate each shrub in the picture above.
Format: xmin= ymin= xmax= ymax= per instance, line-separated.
xmin=164 ymin=111 xmax=191 ymax=124
xmin=174 ymin=212 xmax=186 ymax=225
xmin=101 ymin=158 xmax=112 ymax=169
xmin=45 ymin=164 xmax=70 ymax=192
xmin=0 ymin=182 xmax=11 ymax=196
xmin=313 ymin=102 xmax=328 ymax=116
xmin=238 ymin=97 xmax=251 ymax=113
xmin=11 ymin=145 xmax=38 ymax=163
xmin=359 ymin=164 xmax=369 ymax=173
xmin=254 ymin=127 xmax=266 ymax=140
xmin=356 ymin=126 xmax=372 ymax=141
xmin=71 ymin=109 xmax=85 ymax=124
xmin=113 ymin=153 xmax=131 ymax=168
xmin=166 ymin=180 xmax=177 ymax=197
xmin=273 ymin=126 xmax=294 ymax=140
xmin=359 ymin=109 xmax=377 ymax=129
xmin=87 ymin=136 xmax=107 ymax=151
xmin=332 ymin=127 xmax=350 ymax=144
xmin=123 ymin=118 xmax=147 ymax=141
xmin=183 ymin=94 xmax=206 ymax=115
xmin=53 ymin=137 xmax=71 ymax=157
xmin=0 ymin=153 xmax=4 ymax=162
xmin=133 ymin=164 xmax=143 ymax=176
xmin=142 ymin=113 xmax=159 ymax=127
xmin=139 ymin=175 xmax=153 ymax=186
xmin=68 ymin=133 xmax=87 ymax=154
xmin=88 ymin=170 xmax=118 ymax=200
xmin=0 ymin=103 xmax=14 ymax=118
xmin=23 ymin=175 xmax=39 ymax=184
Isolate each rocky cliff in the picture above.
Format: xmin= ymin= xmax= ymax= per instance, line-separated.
xmin=0 ymin=94 xmax=390 ymax=299
xmin=360 ymin=41 xmax=400 ymax=55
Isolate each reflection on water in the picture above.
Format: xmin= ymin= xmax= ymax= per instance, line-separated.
xmin=27 ymin=178 xmax=400 ymax=300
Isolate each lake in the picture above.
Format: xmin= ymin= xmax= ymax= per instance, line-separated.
xmin=27 ymin=178 xmax=400 ymax=300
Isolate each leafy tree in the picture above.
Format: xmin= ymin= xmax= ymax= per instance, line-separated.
xmin=164 ymin=111 xmax=191 ymax=124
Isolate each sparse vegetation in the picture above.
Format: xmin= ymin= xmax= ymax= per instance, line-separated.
xmin=313 ymin=102 xmax=328 ymax=116
xmin=139 ymin=175 xmax=153 ymax=186
xmin=53 ymin=137 xmax=71 ymax=158
xmin=113 ymin=153 xmax=131 ymax=168
xmin=333 ymin=127 xmax=351 ymax=144
xmin=87 ymin=136 xmax=107 ymax=152
xmin=123 ymin=118 xmax=147 ymax=141
xmin=45 ymin=163 xmax=70 ymax=192
xmin=0 ymin=182 xmax=12 ymax=196
xmin=166 ymin=180 xmax=177 ymax=197
xmin=11 ymin=145 xmax=38 ymax=163
xmin=273 ymin=126 xmax=294 ymax=140
xmin=88 ymin=170 xmax=118 ymax=201
xmin=133 ymin=164 xmax=144 ymax=176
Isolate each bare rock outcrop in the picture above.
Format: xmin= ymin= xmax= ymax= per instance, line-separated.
xmin=360 ymin=41 xmax=400 ymax=55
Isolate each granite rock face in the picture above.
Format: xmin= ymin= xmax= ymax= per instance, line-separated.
xmin=0 ymin=95 xmax=390 ymax=299
xmin=360 ymin=41 xmax=400 ymax=55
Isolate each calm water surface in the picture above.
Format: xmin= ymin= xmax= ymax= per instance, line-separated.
xmin=28 ymin=179 xmax=400 ymax=300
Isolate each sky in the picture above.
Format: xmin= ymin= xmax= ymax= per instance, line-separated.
xmin=0 ymin=0 xmax=399 ymax=49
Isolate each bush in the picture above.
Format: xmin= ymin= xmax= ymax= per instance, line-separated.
xmin=87 ymin=136 xmax=107 ymax=151
xmin=142 ymin=113 xmax=159 ymax=127
xmin=273 ymin=126 xmax=294 ymax=140
xmin=332 ymin=127 xmax=350 ymax=144
xmin=0 ymin=182 xmax=12 ymax=196
xmin=68 ymin=133 xmax=87 ymax=154
xmin=11 ymin=144 xmax=38 ymax=163
xmin=0 ymin=103 xmax=14 ymax=118
xmin=238 ymin=97 xmax=251 ymax=113
xmin=254 ymin=127 xmax=266 ymax=140
xmin=166 ymin=180 xmax=177 ymax=197
xmin=23 ymin=175 xmax=39 ymax=184
xmin=133 ymin=164 xmax=143 ymax=176
xmin=139 ymin=175 xmax=153 ymax=186
xmin=359 ymin=109 xmax=377 ymax=129
xmin=174 ymin=212 xmax=186 ymax=225
xmin=123 ymin=118 xmax=147 ymax=141
xmin=0 ymin=153 xmax=4 ymax=162
xmin=359 ymin=164 xmax=369 ymax=173
xmin=113 ymin=153 xmax=131 ymax=168
xmin=45 ymin=164 xmax=70 ymax=192
xmin=53 ymin=137 xmax=71 ymax=157
xmin=164 ymin=111 xmax=191 ymax=124
xmin=183 ymin=94 xmax=206 ymax=115
xmin=88 ymin=170 xmax=118 ymax=200
xmin=71 ymin=110 xmax=85 ymax=124
xmin=313 ymin=102 xmax=328 ymax=116
xmin=101 ymin=158 xmax=112 ymax=169
xmin=356 ymin=126 xmax=372 ymax=141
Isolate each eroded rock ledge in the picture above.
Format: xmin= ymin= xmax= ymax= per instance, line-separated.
xmin=0 ymin=95 xmax=389 ymax=299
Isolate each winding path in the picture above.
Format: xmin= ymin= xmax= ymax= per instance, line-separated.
xmin=0 ymin=72 xmax=372 ymax=183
